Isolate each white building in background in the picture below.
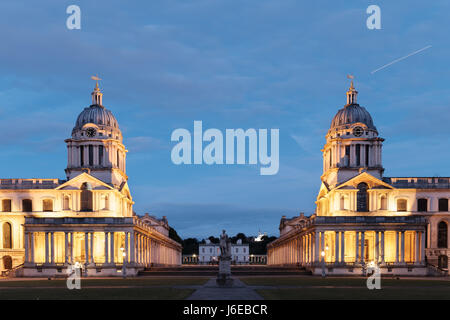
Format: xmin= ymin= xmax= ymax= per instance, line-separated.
xmin=199 ymin=239 xmax=249 ymax=264
xmin=0 ymin=81 xmax=182 ymax=276
xmin=268 ymin=80 xmax=450 ymax=276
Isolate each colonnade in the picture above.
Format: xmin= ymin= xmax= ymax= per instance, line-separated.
xmin=268 ymin=229 xmax=426 ymax=266
xmin=23 ymin=230 xmax=181 ymax=267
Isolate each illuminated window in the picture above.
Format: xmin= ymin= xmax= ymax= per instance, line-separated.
xmin=380 ymin=195 xmax=387 ymax=210
xmin=2 ymin=222 xmax=12 ymax=249
xmin=42 ymin=199 xmax=53 ymax=212
xmin=2 ymin=199 xmax=11 ymax=212
xmin=63 ymin=195 xmax=70 ymax=210
xmin=397 ymin=199 xmax=407 ymax=212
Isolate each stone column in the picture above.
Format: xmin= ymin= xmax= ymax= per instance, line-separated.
xmin=421 ymin=231 xmax=426 ymax=264
xmin=360 ymin=231 xmax=365 ymax=263
xmin=64 ymin=232 xmax=69 ymax=264
xmin=320 ymin=232 xmax=325 ymax=262
xmin=335 ymin=232 xmax=339 ymax=264
xmin=130 ymin=231 xmax=135 ymax=264
xmin=340 ymin=231 xmax=345 ymax=264
xmin=70 ymin=232 xmax=74 ymax=264
xmin=375 ymin=231 xmax=379 ymax=263
xmin=30 ymin=232 xmax=35 ymax=264
xmin=124 ymin=232 xmax=129 ymax=264
xmin=415 ymin=231 xmax=420 ymax=264
xmin=401 ymin=231 xmax=405 ymax=264
xmin=24 ymin=232 xmax=29 ymax=263
xmin=84 ymin=232 xmax=89 ymax=264
xmin=110 ymin=232 xmax=115 ymax=264
xmin=355 ymin=231 xmax=359 ymax=262
xmin=90 ymin=232 xmax=94 ymax=264
xmin=45 ymin=232 xmax=49 ymax=264
xmin=395 ymin=231 xmax=399 ymax=264
xmin=314 ymin=232 xmax=320 ymax=264
xmin=104 ymin=232 xmax=109 ymax=264
xmin=381 ymin=231 xmax=385 ymax=263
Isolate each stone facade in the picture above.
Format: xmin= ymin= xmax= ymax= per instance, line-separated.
xmin=0 ymin=83 xmax=181 ymax=276
xmin=268 ymin=82 xmax=449 ymax=276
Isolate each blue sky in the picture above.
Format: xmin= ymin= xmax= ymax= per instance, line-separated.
xmin=1 ymin=0 xmax=450 ymax=239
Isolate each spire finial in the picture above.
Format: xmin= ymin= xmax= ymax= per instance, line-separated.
xmin=90 ymin=75 xmax=103 ymax=105
xmin=346 ymin=75 xmax=357 ymax=105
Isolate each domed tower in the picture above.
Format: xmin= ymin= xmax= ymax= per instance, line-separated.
xmin=65 ymin=80 xmax=128 ymax=188
xmin=321 ymin=79 xmax=384 ymax=188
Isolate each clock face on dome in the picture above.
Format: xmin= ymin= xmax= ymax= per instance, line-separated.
xmin=85 ymin=127 xmax=97 ymax=137
xmin=353 ymin=126 xmax=364 ymax=137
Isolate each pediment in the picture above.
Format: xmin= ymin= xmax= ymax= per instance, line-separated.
xmin=335 ymin=172 xmax=394 ymax=190
xmin=56 ymin=172 xmax=114 ymax=191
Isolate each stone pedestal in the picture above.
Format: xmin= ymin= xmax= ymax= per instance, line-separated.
xmin=216 ymin=256 xmax=233 ymax=286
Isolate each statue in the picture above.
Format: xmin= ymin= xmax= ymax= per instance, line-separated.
xmin=216 ymin=229 xmax=233 ymax=286
xmin=219 ymin=230 xmax=231 ymax=257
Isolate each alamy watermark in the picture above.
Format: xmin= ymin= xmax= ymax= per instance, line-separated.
xmin=171 ymin=121 xmax=279 ymax=175
xmin=366 ymin=262 xmax=381 ymax=290
xmin=66 ymin=262 xmax=82 ymax=290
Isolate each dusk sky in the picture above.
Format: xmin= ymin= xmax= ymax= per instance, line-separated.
xmin=1 ymin=1 xmax=450 ymax=239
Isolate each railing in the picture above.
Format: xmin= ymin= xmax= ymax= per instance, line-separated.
xmin=1 ymin=264 xmax=24 ymax=278
xmin=0 ymin=179 xmax=60 ymax=189
xmin=427 ymin=263 xmax=448 ymax=276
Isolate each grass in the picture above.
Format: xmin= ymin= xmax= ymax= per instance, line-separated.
xmin=0 ymin=277 xmax=209 ymax=288
xmin=240 ymin=276 xmax=450 ymax=300
xmin=0 ymin=277 xmax=209 ymax=299
xmin=256 ymin=287 xmax=450 ymax=300
xmin=0 ymin=287 xmax=195 ymax=300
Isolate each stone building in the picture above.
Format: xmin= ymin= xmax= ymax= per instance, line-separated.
xmin=0 ymin=81 xmax=182 ymax=276
xmin=267 ymin=81 xmax=449 ymax=276
xmin=199 ymin=240 xmax=249 ymax=264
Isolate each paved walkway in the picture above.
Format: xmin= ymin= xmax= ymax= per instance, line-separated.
xmin=187 ymin=277 xmax=263 ymax=300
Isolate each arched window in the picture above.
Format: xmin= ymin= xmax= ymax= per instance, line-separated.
xmin=380 ymin=195 xmax=387 ymax=210
xmin=63 ymin=195 xmax=70 ymax=210
xmin=438 ymin=221 xmax=448 ymax=248
xmin=117 ymin=150 xmax=120 ymax=169
xmin=22 ymin=199 xmax=32 ymax=212
xmin=417 ymin=198 xmax=428 ymax=212
xmin=439 ymin=198 xmax=449 ymax=212
xmin=356 ymin=183 xmax=369 ymax=212
xmin=42 ymin=199 xmax=53 ymax=212
xmin=80 ymin=182 xmax=93 ymax=211
xmin=2 ymin=199 xmax=11 ymax=212
xmin=397 ymin=199 xmax=407 ymax=212
xmin=2 ymin=222 xmax=12 ymax=249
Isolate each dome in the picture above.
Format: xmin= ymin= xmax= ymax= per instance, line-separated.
xmin=330 ymin=103 xmax=376 ymax=130
xmin=74 ymin=104 xmax=119 ymax=130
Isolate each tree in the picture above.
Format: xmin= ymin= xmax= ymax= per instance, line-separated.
xmin=169 ymin=227 xmax=182 ymax=244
